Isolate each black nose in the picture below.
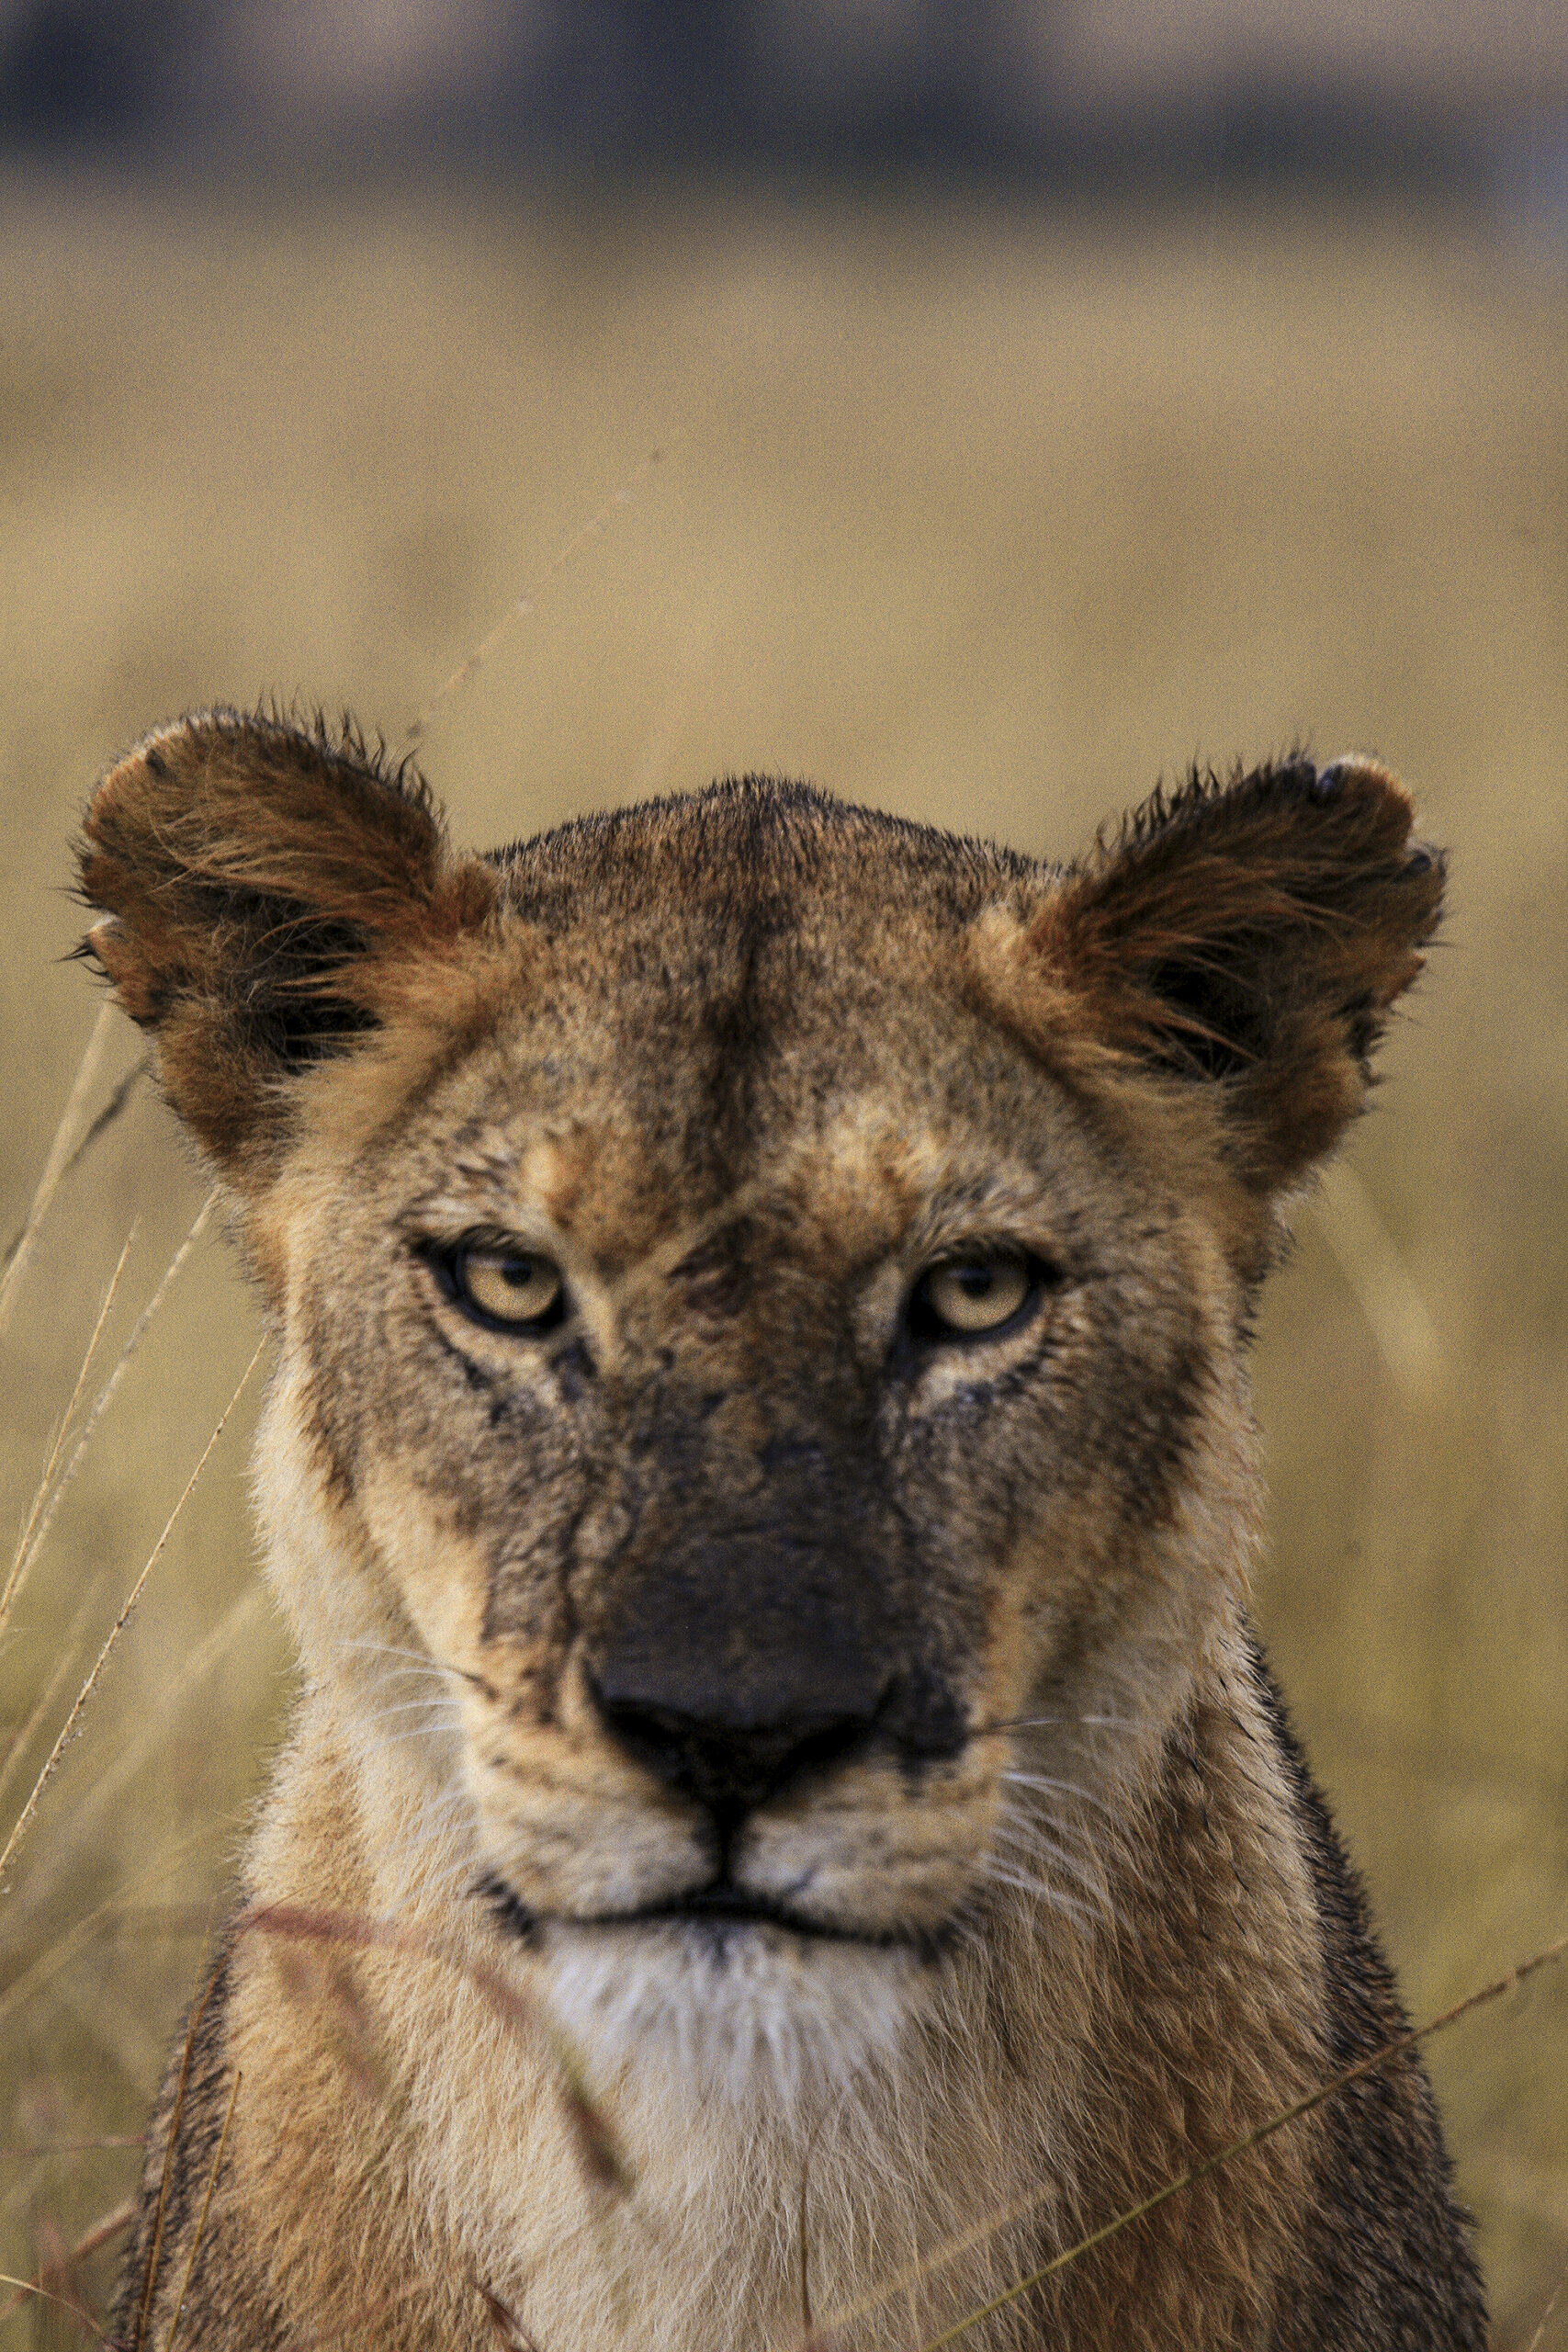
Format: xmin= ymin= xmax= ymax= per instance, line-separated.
xmin=585 ymin=1510 xmax=902 ymax=1827
xmin=588 ymin=1679 xmax=885 ymax=1825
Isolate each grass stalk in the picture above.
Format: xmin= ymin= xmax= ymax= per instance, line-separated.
xmin=233 ymin=1901 xmax=632 ymax=2196
xmin=403 ymin=446 xmax=664 ymax=747
xmin=132 ymin=1941 xmax=225 ymax=2352
xmin=818 ymin=1928 xmax=1568 ymax=2352
xmin=8 ymin=1584 xmax=265 ymax=1922
xmin=0 ymin=2271 xmax=118 ymax=2345
xmin=0 ymin=1001 xmax=117 ymax=1342
xmin=1309 ymin=1158 xmax=1441 ymax=1406
xmin=0 ymin=2199 xmax=134 ymax=2339
xmin=0 ymin=1341 xmax=264 ymax=1892
xmin=0 ymin=1824 xmax=225 ymax=2046
xmin=1 ymin=1229 xmax=134 ymax=1641
xmin=0 ymin=1565 xmax=118 ymax=1813
xmin=162 ymin=2064 xmax=240 ymax=2352
xmin=1521 ymin=2256 xmax=1568 ymax=2352
xmin=5 ymin=1192 xmax=218 ymax=1633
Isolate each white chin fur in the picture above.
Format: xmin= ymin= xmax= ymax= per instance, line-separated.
xmin=539 ymin=1919 xmax=919 ymax=2110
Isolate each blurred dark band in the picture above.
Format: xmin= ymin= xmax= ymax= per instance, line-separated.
xmin=1 ymin=0 xmax=1563 ymax=198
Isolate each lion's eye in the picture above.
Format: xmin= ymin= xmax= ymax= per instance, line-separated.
xmin=913 ymin=1254 xmax=1033 ymax=1340
xmin=447 ymin=1243 xmax=565 ymax=1333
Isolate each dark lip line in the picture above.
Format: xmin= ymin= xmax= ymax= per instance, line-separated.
xmin=472 ymin=1871 xmax=950 ymax=1957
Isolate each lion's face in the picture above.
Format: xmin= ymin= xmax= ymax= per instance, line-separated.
xmin=275 ymin=873 xmax=1235 ymax=2090
xmin=81 ymin=719 xmax=1438 ymax=2096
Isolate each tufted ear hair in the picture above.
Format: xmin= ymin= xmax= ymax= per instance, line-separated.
xmin=77 ymin=708 xmax=500 ymax=1183
xmin=1009 ymin=755 xmax=1444 ymax=1198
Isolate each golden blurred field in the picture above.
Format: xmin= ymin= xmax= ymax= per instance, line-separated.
xmin=1 ymin=174 xmax=1564 ymax=2343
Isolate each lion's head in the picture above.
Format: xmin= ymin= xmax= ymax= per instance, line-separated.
xmin=80 ymin=715 xmax=1440 ymax=2099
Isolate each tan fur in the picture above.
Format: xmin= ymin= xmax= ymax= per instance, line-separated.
xmin=79 ymin=718 xmax=1481 ymax=2349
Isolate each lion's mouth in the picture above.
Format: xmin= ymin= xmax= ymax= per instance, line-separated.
xmin=474 ymin=1871 xmax=942 ymax=1953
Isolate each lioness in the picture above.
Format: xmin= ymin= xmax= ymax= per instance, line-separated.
xmin=78 ymin=713 xmax=1484 ymax=2350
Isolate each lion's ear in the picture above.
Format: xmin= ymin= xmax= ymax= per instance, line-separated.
xmin=1015 ymin=756 xmax=1444 ymax=1196
xmin=78 ymin=709 xmax=498 ymax=1182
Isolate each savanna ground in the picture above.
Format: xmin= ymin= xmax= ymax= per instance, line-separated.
xmin=1 ymin=174 xmax=1564 ymax=2345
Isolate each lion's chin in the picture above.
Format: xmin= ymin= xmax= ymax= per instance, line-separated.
xmin=537 ymin=1915 xmax=922 ymax=2109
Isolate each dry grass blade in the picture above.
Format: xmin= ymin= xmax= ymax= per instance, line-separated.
xmin=403 ymin=447 xmax=665 ymax=747
xmin=0 ymin=2269 xmax=118 ymax=2344
xmin=0 ymin=1340 xmax=265 ymax=1891
xmin=52 ymin=2202 xmax=136 ymax=2268
xmin=6 ymin=1192 xmax=219 ymax=1624
xmin=8 ymin=1583 xmax=265 ymax=1920
xmin=133 ymin=1944 xmax=225 ymax=2352
xmin=1522 ymin=2257 xmax=1568 ymax=2352
xmin=0 ymin=1000 xmax=116 ymax=1340
xmin=49 ymin=1058 xmax=148 ymax=1194
xmin=0 ymin=1824 xmax=224 ymax=2045
xmin=236 ymin=1902 xmax=632 ymax=2197
xmin=0 ymin=2139 xmax=143 ymax=2160
xmin=0 ymin=1566 xmax=112 ymax=1807
xmin=162 ymin=2064 xmax=240 ymax=2352
xmin=1308 ymin=1158 xmax=1441 ymax=1406
xmin=474 ymin=2278 xmax=540 ymax=2348
xmin=1 ymin=1228 xmax=134 ymax=1640
xmin=834 ymin=1928 xmax=1568 ymax=2352
xmin=0 ymin=2199 xmax=135 ymax=2336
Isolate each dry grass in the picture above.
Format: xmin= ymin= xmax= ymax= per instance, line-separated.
xmin=1 ymin=172 xmax=1564 ymax=2343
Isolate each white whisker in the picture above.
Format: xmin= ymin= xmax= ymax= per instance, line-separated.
xmin=341 ymin=1639 xmax=476 ymax=1687
xmin=999 ymin=1770 xmax=1115 ymax=1812
xmin=367 ymin=1723 xmax=466 ymax=1752
xmin=991 ymin=1816 xmax=1110 ymax=1898
xmin=975 ymin=1861 xmax=1095 ymax=1925
xmin=409 ymin=1787 xmax=479 ymax=1835
xmin=992 ymin=1713 xmax=1150 ymax=1734
xmin=343 ymin=1640 xmax=444 ymax=1665
xmin=360 ymin=1696 xmax=466 ymax=1726
xmin=355 ymin=1663 xmax=450 ymax=1680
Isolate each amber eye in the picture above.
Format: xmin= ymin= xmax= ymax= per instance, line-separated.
xmin=441 ymin=1240 xmax=566 ymax=1333
xmin=911 ymin=1253 xmax=1034 ymax=1341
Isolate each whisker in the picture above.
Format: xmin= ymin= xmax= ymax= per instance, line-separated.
xmin=981 ymin=1712 xmax=1151 ymax=1735
xmin=359 ymin=1718 xmax=464 ymax=1745
xmin=408 ymin=1788 xmax=481 ymax=1837
xmin=366 ymin=1724 xmax=467 ymax=1753
xmin=340 ymin=1640 xmax=479 ymax=1688
xmin=975 ymin=1862 xmax=1095 ymax=1926
xmin=983 ymin=1848 xmax=1106 ymax=1917
xmin=362 ymin=1668 xmax=467 ymax=1690
xmin=343 ymin=1641 xmax=449 ymax=1667
xmin=360 ymin=1697 xmax=467 ymax=1726
xmin=999 ymin=1771 xmax=1115 ymax=1813
xmin=991 ymin=1799 xmax=1097 ymax=1847
xmin=991 ymin=1818 xmax=1109 ymax=1898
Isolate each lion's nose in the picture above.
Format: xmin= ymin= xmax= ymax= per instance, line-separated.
xmin=586 ymin=1679 xmax=884 ymax=1826
xmin=584 ymin=1516 xmax=898 ymax=1829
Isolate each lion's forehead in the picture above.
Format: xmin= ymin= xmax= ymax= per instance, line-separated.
xmin=384 ymin=931 xmax=1093 ymax=1280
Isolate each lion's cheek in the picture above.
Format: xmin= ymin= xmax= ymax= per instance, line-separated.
xmin=355 ymin=1459 xmax=496 ymax=1667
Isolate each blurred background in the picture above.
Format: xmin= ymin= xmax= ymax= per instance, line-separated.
xmin=1 ymin=3 xmax=1565 ymax=2343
